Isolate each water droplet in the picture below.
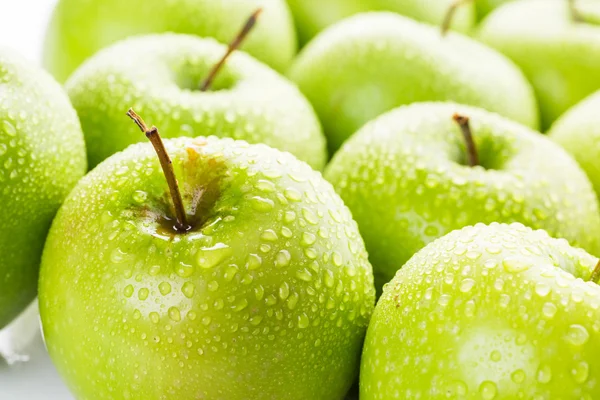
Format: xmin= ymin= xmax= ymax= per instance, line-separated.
xmin=284 ymin=188 xmax=302 ymax=202
xmin=297 ymin=314 xmax=310 ymax=329
xmin=251 ymin=196 xmax=274 ymax=212
xmin=478 ymin=381 xmax=497 ymax=399
xmin=302 ymin=208 xmax=318 ymax=225
xmin=301 ymin=232 xmax=316 ymax=246
xmin=223 ymin=265 xmax=239 ymax=282
xmin=460 ymin=278 xmax=475 ymax=293
xmin=148 ymin=265 xmax=161 ymax=276
xmin=260 ymin=229 xmax=278 ymax=242
xmin=324 ymin=270 xmax=335 ymax=287
xmin=279 ymin=282 xmax=290 ymax=300
xmin=542 ymin=302 xmax=557 ymax=319
xmin=245 ymin=254 xmax=262 ymax=270
xmin=208 ymin=281 xmax=219 ymax=292
xmin=159 ymin=282 xmax=172 ymax=296
xmin=150 ymin=312 xmax=160 ymax=324
xmin=296 ymin=268 xmax=313 ymax=282
xmin=275 ymin=250 xmax=291 ymax=268
xmin=565 ymin=324 xmax=589 ymax=346
xmin=176 ymin=262 xmax=194 ymax=278
xmin=535 ymin=282 xmax=551 ymax=297
xmin=233 ymin=298 xmax=248 ymax=312
xmin=332 ymin=251 xmax=343 ymax=267
xmin=2 ymin=120 xmax=16 ymax=136
xmin=503 ymin=257 xmax=532 ymax=273
xmin=537 ymin=364 xmax=552 ymax=383
xmin=132 ymin=190 xmax=147 ymax=203
xmin=182 ymin=282 xmax=195 ymax=298
xmin=287 ymin=293 xmax=299 ymax=310
xmin=138 ymin=288 xmax=149 ymax=301
xmin=168 ymin=307 xmax=181 ymax=322
xmin=571 ymin=361 xmax=589 ymax=383
xmin=124 ymin=285 xmax=134 ymax=298
xmin=255 ymin=180 xmax=275 ymax=193
xmin=511 ymin=369 xmax=525 ymax=383
xmin=490 ymin=350 xmax=501 ymax=362
xmin=197 ymin=243 xmax=231 ymax=269
xmin=284 ymin=211 xmax=296 ymax=223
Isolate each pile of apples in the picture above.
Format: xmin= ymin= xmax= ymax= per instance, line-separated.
xmin=3 ymin=0 xmax=600 ymax=398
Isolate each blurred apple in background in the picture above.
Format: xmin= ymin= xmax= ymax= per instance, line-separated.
xmin=289 ymin=12 xmax=539 ymax=154
xmin=44 ymin=0 xmax=297 ymax=83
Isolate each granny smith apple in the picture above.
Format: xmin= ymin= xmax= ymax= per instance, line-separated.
xmin=66 ymin=33 xmax=326 ymax=170
xmin=289 ymin=12 xmax=538 ymax=154
xmin=286 ymin=0 xmax=475 ymax=47
xmin=0 ymin=48 xmax=86 ymax=329
xmin=44 ymin=0 xmax=296 ymax=82
xmin=39 ymin=127 xmax=375 ymax=399
xmin=478 ymin=0 xmax=600 ymax=129
xmin=362 ymin=222 xmax=600 ymax=398
xmin=549 ymin=90 xmax=600 ymax=201
xmin=325 ymin=102 xmax=600 ymax=289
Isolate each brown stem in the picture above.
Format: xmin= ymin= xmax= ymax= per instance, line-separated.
xmin=568 ymin=0 xmax=584 ymax=22
xmin=441 ymin=0 xmax=473 ymax=36
xmin=200 ymin=8 xmax=263 ymax=91
xmin=127 ymin=108 xmax=191 ymax=233
xmin=590 ymin=260 xmax=600 ymax=283
xmin=453 ymin=113 xmax=479 ymax=167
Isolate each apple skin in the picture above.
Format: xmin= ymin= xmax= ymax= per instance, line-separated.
xmin=361 ymin=222 xmax=600 ymax=399
xmin=289 ymin=12 xmax=538 ymax=154
xmin=286 ymin=0 xmax=475 ymax=47
xmin=325 ymin=102 xmax=600 ymax=289
xmin=44 ymin=0 xmax=297 ymax=83
xmin=65 ymin=34 xmax=326 ymax=170
xmin=478 ymin=0 xmax=600 ymax=130
xmin=549 ymin=90 xmax=600 ymax=201
xmin=0 ymin=49 xmax=86 ymax=329
xmin=39 ymin=136 xmax=375 ymax=400
xmin=476 ymin=0 xmax=514 ymax=20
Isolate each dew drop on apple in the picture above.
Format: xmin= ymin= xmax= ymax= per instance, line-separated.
xmin=123 ymin=284 xmax=134 ymax=298
xmin=511 ymin=369 xmax=526 ymax=384
xmin=571 ymin=361 xmax=589 ymax=383
xmin=296 ymin=268 xmax=313 ymax=282
xmin=245 ymin=253 xmax=262 ymax=270
xmin=478 ymin=381 xmax=497 ymax=400
xmin=275 ymin=250 xmax=291 ymax=268
xmin=537 ymin=364 xmax=552 ymax=383
xmin=181 ymin=282 xmax=195 ymax=298
xmin=565 ymin=324 xmax=589 ymax=346
xmin=2 ymin=120 xmax=16 ymax=136
xmin=279 ymin=282 xmax=290 ymax=300
xmin=297 ymin=314 xmax=310 ymax=329
xmin=197 ymin=243 xmax=231 ymax=269
xmin=502 ymin=257 xmax=532 ymax=273
xmin=542 ymin=302 xmax=557 ymax=319
xmin=534 ymin=281 xmax=551 ymax=297
xmin=132 ymin=190 xmax=147 ymax=203
xmin=232 ymin=298 xmax=248 ymax=312
xmin=138 ymin=288 xmax=149 ymax=301
xmin=459 ymin=278 xmax=475 ymax=293
xmin=158 ymin=281 xmax=172 ymax=296
xmin=250 ymin=196 xmax=274 ymax=212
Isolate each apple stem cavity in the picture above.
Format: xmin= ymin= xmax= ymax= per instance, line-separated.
xmin=199 ymin=8 xmax=263 ymax=92
xmin=441 ymin=0 xmax=472 ymax=37
xmin=127 ymin=108 xmax=191 ymax=233
xmin=590 ymin=260 xmax=600 ymax=283
xmin=453 ymin=113 xmax=479 ymax=167
xmin=568 ymin=0 xmax=584 ymax=22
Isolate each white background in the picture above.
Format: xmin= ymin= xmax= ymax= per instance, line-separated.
xmin=0 ymin=0 xmax=58 ymax=64
xmin=0 ymin=1 xmax=73 ymax=399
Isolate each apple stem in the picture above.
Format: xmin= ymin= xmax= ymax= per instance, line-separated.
xmin=199 ymin=8 xmax=263 ymax=92
xmin=453 ymin=113 xmax=479 ymax=167
xmin=590 ymin=260 xmax=600 ymax=283
xmin=127 ymin=108 xmax=191 ymax=233
xmin=568 ymin=0 xmax=584 ymax=22
xmin=441 ymin=0 xmax=472 ymax=37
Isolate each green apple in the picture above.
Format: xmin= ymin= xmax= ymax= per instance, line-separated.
xmin=39 ymin=129 xmax=375 ymax=399
xmin=289 ymin=12 xmax=538 ymax=154
xmin=361 ymin=222 xmax=600 ymax=398
xmin=478 ymin=0 xmax=600 ymax=130
xmin=0 ymin=49 xmax=86 ymax=329
xmin=65 ymin=33 xmax=326 ymax=170
xmin=286 ymin=0 xmax=475 ymax=47
xmin=549 ymin=90 xmax=600 ymax=201
xmin=44 ymin=0 xmax=296 ymax=83
xmin=325 ymin=102 xmax=600 ymax=289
